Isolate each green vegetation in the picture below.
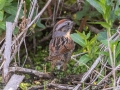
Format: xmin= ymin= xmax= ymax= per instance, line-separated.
xmin=0 ymin=0 xmax=120 ymax=89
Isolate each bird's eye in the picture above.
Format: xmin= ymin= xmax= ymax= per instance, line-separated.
xmin=67 ymin=22 xmax=70 ymax=25
xmin=65 ymin=22 xmax=70 ymax=26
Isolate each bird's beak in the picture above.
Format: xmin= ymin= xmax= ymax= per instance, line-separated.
xmin=70 ymin=21 xmax=75 ymax=29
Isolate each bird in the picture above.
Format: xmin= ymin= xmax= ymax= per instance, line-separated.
xmin=48 ymin=19 xmax=75 ymax=71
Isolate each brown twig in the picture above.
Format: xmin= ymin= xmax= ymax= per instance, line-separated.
xmin=78 ymin=16 xmax=88 ymax=32
xmin=47 ymin=0 xmax=52 ymax=16
xmin=88 ymin=25 xmax=104 ymax=34
xmin=9 ymin=67 xmax=51 ymax=79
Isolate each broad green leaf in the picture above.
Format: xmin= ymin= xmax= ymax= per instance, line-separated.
xmin=6 ymin=15 xmax=15 ymax=22
xmin=6 ymin=0 xmax=13 ymax=3
xmin=86 ymin=0 xmax=103 ymax=14
xmin=0 ymin=0 xmax=6 ymax=10
xmin=89 ymin=35 xmax=97 ymax=45
xmin=101 ymin=40 xmax=108 ymax=46
xmin=76 ymin=11 xmax=86 ymax=20
xmin=76 ymin=31 xmax=87 ymax=40
xmin=0 ymin=11 xmax=3 ymax=21
xmin=109 ymin=9 xmax=116 ymax=22
xmin=4 ymin=6 xmax=17 ymax=15
xmin=89 ymin=11 xmax=100 ymax=18
xmin=0 ymin=21 xmax=5 ymax=30
xmin=86 ymin=32 xmax=91 ymax=39
xmin=4 ymin=5 xmax=23 ymax=17
xmin=97 ymin=31 xmax=107 ymax=41
xmin=36 ymin=20 xmax=45 ymax=29
xmin=4 ymin=0 xmax=13 ymax=7
xmin=96 ymin=1 xmax=106 ymax=14
xmin=89 ymin=22 xmax=111 ymax=29
xmin=79 ymin=54 xmax=91 ymax=66
xmin=103 ymin=5 xmax=111 ymax=22
xmin=71 ymin=33 xmax=85 ymax=47
xmin=100 ymin=0 xmax=106 ymax=5
xmin=76 ymin=2 xmax=90 ymax=20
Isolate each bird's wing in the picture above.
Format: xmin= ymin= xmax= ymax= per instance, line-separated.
xmin=49 ymin=36 xmax=74 ymax=57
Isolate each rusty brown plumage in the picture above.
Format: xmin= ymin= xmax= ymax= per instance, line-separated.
xmin=48 ymin=19 xmax=75 ymax=70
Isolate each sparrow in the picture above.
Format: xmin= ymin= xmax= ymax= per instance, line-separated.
xmin=48 ymin=19 xmax=75 ymax=70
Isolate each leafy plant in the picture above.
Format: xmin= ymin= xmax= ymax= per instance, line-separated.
xmin=0 ymin=0 xmax=45 ymax=35
xmin=71 ymin=31 xmax=99 ymax=66
xmin=0 ymin=0 xmax=23 ymax=34
xmin=87 ymin=0 xmax=120 ymax=66
xmin=87 ymin=0 xmax=120 ymax=34
xmin=20 ymin=82 xmax=31 ymax=90
xmin=75 ymin=1 xmax=101 ymax=25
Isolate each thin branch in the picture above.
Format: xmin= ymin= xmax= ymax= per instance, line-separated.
xmin=9 ymin=67 xmax=51 ymax=79
xmin=2 ymin=22 xmax=13 ymax=83
xmin=27 ymin=0 xmax=52 ymax=29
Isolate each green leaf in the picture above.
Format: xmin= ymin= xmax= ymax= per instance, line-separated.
xmin=89 ymin=22 xmax=111 ymax=29
xmin=103 ymin=5 xmax=111 ymax=22
xmin=4 ymin=6 xmax=17 ymax=15
xmin=116 ymin=55 xmax=120 ymax=66
xmin=0 ymin=0 xmax=6 ymax=10
xmin=86 ymin=0 xmax=103 ymax=14
xmin=100 ymin=0 xmax=106 ymax=5
xmin=89 ymin=11 xmax=100 ymax=18
xmin=97 ymin=31 xmax=107 ymax=41
xmin=86 ymin=32 xmax=91 ymax=39
xmin=76 ymin=31 xmax=87 ymax=40
xmin=107 ymin=57 xmax=111 ymax=66
xmin=36 ymin=20 xmax=45 ymax=29
xmin=96 ymin=1 xmax=106 ymax=14
xmin=70 ymin=33 xmax=85 ymax=47
xmin=109 ymin=9 xmax=116 ymax=22
xmin=76 ymin=11 xmax=85 ymax=20
xmin=4 ymin=5 xmax=23 ymax=17
xmin=76 ymin=1 xmax=90 ymax=20
xmin=14 ymin=27 xmax=19 ymax=35
xmin=0 ymin=29 xmax=2 ymax=35
xmin=4 ymin=0 xmax=13 ymax=7
xmin=101 ymin=40 xmax=108 ymax=46
xmin=115 ymin=8 xmax=120 ymax=17
xmin=115 ymin=0 xmax=120 ymax=17
xmin=0 ymin=21 xmax=5 ymax=30
xmin=89 ymin=35 xmax=97 ymax=45
xmin=79 ymin=54 xmax=91 ymax=66
xmin=6 ymin=15 xmax=15 ymax=22
xmin=98 ymin=51 xmax=109 ymax=56
xmin=6 ymin=0 xmax=13 ymax=3
xmin=106 ymin=0 xmax=113 ymax=5
xmin=0 ymin=10 xmax=3 ymax=21
xmin=116 ymin=42 xmax=120 ymax=58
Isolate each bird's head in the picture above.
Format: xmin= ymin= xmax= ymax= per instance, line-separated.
xmin=52 ymin=19 xmax=74 ymax=38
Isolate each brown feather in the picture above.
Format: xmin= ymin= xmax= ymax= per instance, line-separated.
xmin=48 ymin=19 xmax=75 ymax=70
